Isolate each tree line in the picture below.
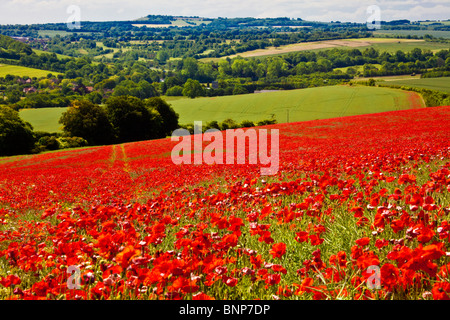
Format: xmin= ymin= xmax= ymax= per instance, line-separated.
xmin=0 ymin=96 xmax=179 ymax=157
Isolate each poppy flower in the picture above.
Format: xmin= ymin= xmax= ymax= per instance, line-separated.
xmin=295 ymin=231 xmax=309 ymax=243
xmin=309 ymin=234 xmax=324 ymax=246
xmin=270 ymin=242 xmax=287 ymax=259
xmin=115 ymin=245 xmax=141 ymax=269
xmin=0 ymin=274 xmax=21 ymax=287
xmin=193 ymin=292 xmax=215 ymax=300
xmin=265 ymin=273 xmax=281 ymax=286
xmin=380 ymin=263 xmax=399 ymax=291
xmin=355 ymin=237 xmax=370 ymax=247
xmin=222 ymin=276 xmax=238 ymax=287
xmin=432 ymin=282 xmax=450 ymax=300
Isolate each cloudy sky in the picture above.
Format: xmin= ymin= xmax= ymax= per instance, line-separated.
xmin=0 ymin=0 xmax=449 ymax=25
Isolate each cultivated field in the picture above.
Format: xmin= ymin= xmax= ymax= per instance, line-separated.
xmin=376 ymin=77 xmax=450 ymax=94
xmin=19 ymin=107 xmax=67 ymax=133
xmin=0 ymin=64 xmax=61 ymax=78
xmin=200 ymin=38 xmax=441 ymax=61
xmin=18 ymin=86 xmax=425 ymax=131
xmin=169 ymin=85 xmax=425 ymax=125
xmin=374 ymin=29 xmax=450 ymax=39
xmin=0 ymin=106 xmax=449 ymax=300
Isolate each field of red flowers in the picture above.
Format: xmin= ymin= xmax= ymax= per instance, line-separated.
xmin=0 ymin=106 xmax=449 ymax=300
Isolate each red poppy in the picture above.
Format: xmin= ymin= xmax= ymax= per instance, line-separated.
xmin=193 ymin=292 xmax=215 ymax=300
xmin=398 ymin=174 xmax=416 ymax=185
xmin=295 ymin=231 xmax=309 ymax=243
xmin=222 ymin=276 xmax=238 ymax=287
xmin=265 ymin=273 xmax=281 ymax=286
xmin=380 ymin=263 xmax=399 ymax=291
xmin=355 ymin=237 xmax=370 ymax=247
xmin=432 ymin=282 xmax=450 ymax=300
xmin=0 ymin=274 xmax=21 ymax=287
xmin=270 ymin=242 xmax=287 ymax=259
xmin=115 ymin=245 xmax=141 ymax=269
xmin=309 ymin=234 xmax=324 ymax=246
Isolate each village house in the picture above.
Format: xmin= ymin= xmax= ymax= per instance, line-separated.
xmin=23 ymin=87 xmax=37 ymax=94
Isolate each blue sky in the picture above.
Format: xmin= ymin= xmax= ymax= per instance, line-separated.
xmin=0 ymin=0 xmax=449 ymax=25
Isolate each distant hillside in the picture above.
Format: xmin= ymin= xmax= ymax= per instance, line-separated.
xmin=0 ymin=34 xmax=33 ymax=59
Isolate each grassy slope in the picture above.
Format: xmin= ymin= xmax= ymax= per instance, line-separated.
xmin=0 ymin=64 xmax=61 ymax=78
xmin=377 ymin=77 xmax=450 ymax=93
xmin=32 ymin=49 xmax=71 ymax=60
xmin=18 ymin=85 xmax=424 ymax=131
xmin=169 ymin=85 xmax=424 ymax=125
xmin=19 ymin=107 xmax=66 ymax=132
xmin=374 ymin=29 xmax=450 ymax=39
xmin=200 ymin=38 xmax=450 ymax=62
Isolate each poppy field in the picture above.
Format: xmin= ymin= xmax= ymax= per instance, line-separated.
xmin=0 ymin=106 xmax=450 ymax=300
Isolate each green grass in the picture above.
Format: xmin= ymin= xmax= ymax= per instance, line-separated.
xmin=33 ymin=49 xmax=71 ymax=60
xmin=202 ymin=38 xmax=449 ymax=62
xmin=377 ymin=77 xmax=450 ymax=93
xmin=374 ymin=29 xmax=450 ymax=39
xmin=17 ymin=86 xmax=423 ymax=133
xmin=169 ymin=85 xmax=423 ymax=125
xmin=334 ymin=64 xmax=382 ymax=73
xmin=37 ymin=30 xmax=93 ymax=37
xmin=0 ymin=64 xmax=61 ymax=78
xmin=365 ymin=41 xmax=450 ymax=53
xmin=19 ymin=107 xmax=66 ymax=133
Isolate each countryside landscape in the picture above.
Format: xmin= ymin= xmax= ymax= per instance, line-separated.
xmin=0 ymin=0 xmax=450 ymax=307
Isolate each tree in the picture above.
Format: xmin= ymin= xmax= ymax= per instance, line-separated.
xmin=0 ymin=106 xmax=35 ymax=156
xmin=144 ymin=97 xmax=179 ymax=137
xmin=181 ymin=57 xmax=198 ymax=79
xmin=112 ymin=80 xmax=158 ymax=100
xmin=233 ymin=85 xmax=248 ymax=95
xmin=165 ymin=85 xmax=183 ymax=96
xmin=59 ymin=100 xmax=114 ymax=146
xmin=105 ymin=95 xmax=161 ymax=143
xmin=220 ymin=118 xmax=239 ymax=130
xmin=182 ymin=79 xmax=204 ymax=99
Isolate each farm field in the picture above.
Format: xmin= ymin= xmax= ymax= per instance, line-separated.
xmin=0 ymin=64 xmax=61 ymax=78
xmin=0 ymin=106 xmax=449 ymax=300
xmin=19 ymin=107 xmax=66 ymax=133
xmin=374 ymin=29 xmax=450 ymax=39
xmin=18 ymin=86 xmax=425 ymax=131
xmin=169 ymin=85 xmax=425 ymax=125
xmin=32 ymin=49 xmax=72 ymax=60
xmin=37 ymin=30 xmax=93 ymax=37
xmin=132 ymin=17 xmax=212 ymax=28
xmin=200 ymin=38 xmax=448 ymax=62
xmin=376 ymin=77 xmax=450 ymax=94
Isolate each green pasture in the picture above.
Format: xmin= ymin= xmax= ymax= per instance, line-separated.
xmin=168 ymin=85 xmax=424 ymax=125
xmin=377 ymin=77 xmax=450 ymax=93
xmin=19 ymin=107 xmax=66 ymax=133
xmin=0 ymin=64 xmax=61 ymax=78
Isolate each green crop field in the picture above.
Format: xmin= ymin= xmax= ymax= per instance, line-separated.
xmin=201 ymin=38 xmax=450 ymax=62
xmin=37 ymin=30 xmax=93 ymax=37
xmin=17 ymin=86 xmax=424 ymax=133
xmin=366 ymin=40 xmax=450 ymax=53
xmin=377 ymin=77 xmax=450 ymax=93
xmin=19 ymin=107 xmax=67 ymax=133
xmin=33 ymin=49 xmax=72 ymax=60
xmin=374 ymin=29 xmax=450 ymax=39
xmin=0 ymin=64 xmax=62 ymax=78
xmin=168 ymin=85 xmax=424 ymax=125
